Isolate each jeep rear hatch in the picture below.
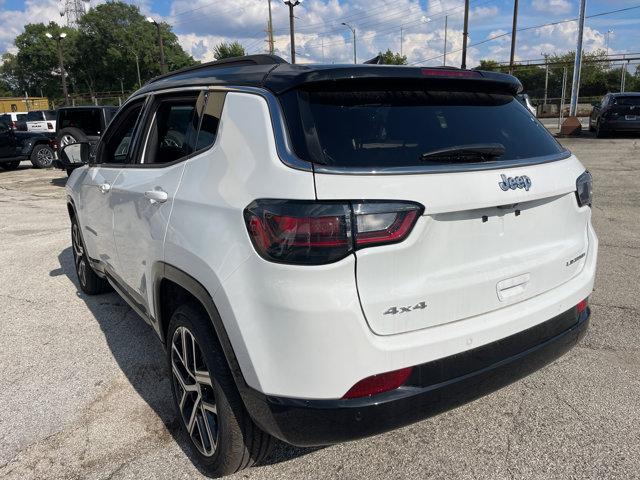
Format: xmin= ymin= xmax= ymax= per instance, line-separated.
xmin=279 ymin=79 xmax=590 ymax=335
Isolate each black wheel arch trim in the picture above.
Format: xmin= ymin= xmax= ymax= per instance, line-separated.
xmin=153 ymin=262 xmax=251 ymax=400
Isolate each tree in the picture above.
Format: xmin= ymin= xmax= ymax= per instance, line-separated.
xmin=477 ymin=59 xmax=501 ymax=71
xmin=213 ymin=41 xmax=245 ymax=60
xmin=379 ymin=49 xmax=407 ymax=65
xmin=0 ymin=1 xmax=196 ymax=100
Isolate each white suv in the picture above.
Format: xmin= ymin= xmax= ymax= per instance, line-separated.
xmin=63 ymin=55 xmax=597 ymax=476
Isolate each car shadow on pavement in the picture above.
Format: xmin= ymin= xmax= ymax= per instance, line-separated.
xmin=55 ymin=246 xmax=319 ymax=475
xmin=50 ymin=177 xmax=67 ymax=187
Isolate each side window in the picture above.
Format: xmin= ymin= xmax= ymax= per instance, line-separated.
xmin=195 ymin=91 xmax=225 ymax=151
xmin=143 ymin=95 xmax=200 ymax=165
xmin=99 ymin=100 xmax=145 ymax=164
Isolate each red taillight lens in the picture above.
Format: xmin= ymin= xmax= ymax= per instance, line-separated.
xmin=47 ymin=122 xmax=54 ymax=130
xmin=343 ymin=367 xmax=413 ymax=399
xmin=577 ymin=297 xmax=588 ymax=315
xmin=421 ymin=68 xmax=481 ymax=78
xmin=244 ymin=200 xmax=423 ymax=265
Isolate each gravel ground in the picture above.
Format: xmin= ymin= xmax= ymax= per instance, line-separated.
xmin=1 ymin=134 xmax=639 ymax=480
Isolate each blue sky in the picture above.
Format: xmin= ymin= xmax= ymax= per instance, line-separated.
xmin=1 ymin=0 xmax=639 ymax=67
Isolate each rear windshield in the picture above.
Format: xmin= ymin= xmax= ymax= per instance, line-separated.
xmin=281 ymin=89 xmax=564 ymax=168
xmin=612 ymin=96 xmax=640 ymax=106
xmin=44 ymin=110 xmax=56 ymax=120
xmin=58 ymin=109 xmax=103 ymax=135
xmin=26 ymin=111 xmax=43 ymax=121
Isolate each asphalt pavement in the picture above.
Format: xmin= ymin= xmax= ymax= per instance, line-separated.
xmin=0 ymin=133 xmax=639 ymax=479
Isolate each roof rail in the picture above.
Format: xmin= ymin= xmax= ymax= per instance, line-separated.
xmin=148 ymin=54 xmax=288 ymax=84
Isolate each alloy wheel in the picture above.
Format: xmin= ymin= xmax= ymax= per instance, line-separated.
xmin=171 ymin=326 xmax=219 ymax=457
xmin=37 ymin=147 xmax=54 ymax=166
xmin=71 ymin=222 xmax=87 ymax=287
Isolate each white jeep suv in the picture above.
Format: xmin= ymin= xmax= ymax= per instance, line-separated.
xmin=63 ymin=55 xmax=597 ymax=476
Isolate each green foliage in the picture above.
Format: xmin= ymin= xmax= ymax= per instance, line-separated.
xmin=0 ymin=1 xmax=196 ymax=100
xmin=476 ymin=50 xmax=640 ymax=101
xmin=379 ymin=49 xmax=407 ymax=65
xmin=213 ymin=41 xmax=246 ymax=60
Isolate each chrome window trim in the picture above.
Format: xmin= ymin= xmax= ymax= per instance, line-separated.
xmin=127 ymin=84 xmax=572 ymax=175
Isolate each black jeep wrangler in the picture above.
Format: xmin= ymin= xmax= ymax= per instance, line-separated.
xmin=0 ymin=120 xmax=57 ymax=170
xmin=54 ymin=106 xmax=118 ymax=174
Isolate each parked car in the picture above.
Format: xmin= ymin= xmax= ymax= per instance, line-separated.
xmin=0 ymin=112 xmax=28 ymax=131
xmin=589 ymin=92 xmax=640 ymax=137
xmin=516 ymin=93 xmax=537 ymax=116
xmin=0 ymin=120 xmax=57 ymax=170
xmin=62 ymin=55 xmax=597 ymax=477
xmin=54 ymin=106 xmax=118 ymax=175
xmin=25 ymin=109 xmax=57 ymax=133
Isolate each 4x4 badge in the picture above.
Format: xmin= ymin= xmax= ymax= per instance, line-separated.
xmin=499 ymin=174 xmax=532 ymax=192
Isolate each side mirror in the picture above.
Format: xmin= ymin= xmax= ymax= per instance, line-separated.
xmin=61 ymin=142 xmax=91 ymax=166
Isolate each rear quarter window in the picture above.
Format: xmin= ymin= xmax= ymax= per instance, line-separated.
xmin=281 ymin=88 xmax=565 ymax=169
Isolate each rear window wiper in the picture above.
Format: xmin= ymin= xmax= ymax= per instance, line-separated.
xmin=420 ymin=143 xmax=505 ymax=162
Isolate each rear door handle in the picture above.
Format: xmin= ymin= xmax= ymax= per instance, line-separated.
xmin=144 ymin=189 xmax=168 ymax=204
xmin=98 ymin=183 xmax=111 ymax=194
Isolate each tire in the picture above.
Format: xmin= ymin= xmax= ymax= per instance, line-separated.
xmin=57 ymin=127 xmax=88 ymax=148
xmin=71 ymin=216 xmax=110 ymax=295
xmin=167 ymin=304 xmax=273 ymax=476
xmin=0 ymin=160 xmax=20 ymax=170
xmin=30 ymin=144 xmax=55 ymax=168
xmin=595 ymin=122 xmax=608 ymax=138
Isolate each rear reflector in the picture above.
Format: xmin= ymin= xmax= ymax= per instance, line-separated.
xmin=577 ymin=298 xmax=588 ymax=315
xmin=343 ymin=367 xmax=413 ymax=399
xmin=421 ymin=68 xmax=481 ymax=78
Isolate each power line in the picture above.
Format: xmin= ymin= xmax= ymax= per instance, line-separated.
xmin=408 ymin=3 xmax=640 ymax=66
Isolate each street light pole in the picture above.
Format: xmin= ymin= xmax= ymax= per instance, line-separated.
xmin=45 ymin=32 xmax=69 ymax=105
xmin=267 ymin=0 xmax=275 ymax=55
xmin=284 ymin=1 xmax=301 ymax=64
xmin=605 ymin=29 xmax=613 ymax=56
xmin=147 ymin=17 xmax=166 ymax=74
xmin=443 ymin=16 xmax=448 ymax=66
xmin=342 ymin=22 xmax=356 ymax=64
xmin=461 ymin=0 xmax=470 ymax=68
xmin=542 ymin=52 xmax=549 ymax=106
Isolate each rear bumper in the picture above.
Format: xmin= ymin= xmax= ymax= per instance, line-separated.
xmin=243 ymin=306 xmax=589 ymax=447
xmin=600 ymin=119 xmax=640 ymax=132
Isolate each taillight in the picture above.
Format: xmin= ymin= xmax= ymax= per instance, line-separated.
xmin=244 ymin=200 xmax=423 ymax=265
xmin=576 ymin=171 xmax=592 ymax=207
xmin=47 ymin=122 xmax=54 ymax=130
xmin=343 ymin=367 xmax=413 ymax=399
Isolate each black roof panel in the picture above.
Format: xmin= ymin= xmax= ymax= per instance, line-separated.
xmin=134 ymin=54 xmax=522 ymax=96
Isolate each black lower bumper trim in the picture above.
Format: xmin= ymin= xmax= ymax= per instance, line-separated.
xmin=242 ymin=307 xmax=589 ymax=447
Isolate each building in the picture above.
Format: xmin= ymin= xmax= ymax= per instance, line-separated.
xmin=0 ymin=97 xmax=50 ymax=113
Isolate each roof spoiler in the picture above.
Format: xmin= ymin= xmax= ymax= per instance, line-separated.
xmin=148 ymin=54 xmax=289 ymax=85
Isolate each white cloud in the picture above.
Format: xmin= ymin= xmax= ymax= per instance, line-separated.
xmin=0 ymin=0 xmax=63 ymax=54
xmin=471 ymin=6 xmax=499 ymax=20
xmin=531 ymin=0 xmax=572 ymax=14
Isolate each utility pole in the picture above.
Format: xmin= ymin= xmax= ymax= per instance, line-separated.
xmin=267 ymin=0 xmax=275 ymax=55
xmin=509 ymin=0 xmax=519 ymax=74
xmin=321 ymin=38 xmax=325 ymax=62
xmin=542 ymin=52 xmax=549 ymax=106
xmin=45 ymin=32 xmax=69 ymax=105
xmin=461 ymin=0 xmax=470 ymax=69
xmin=621 ymin=62 xmax=627 ymax=92
xmin=400 ymin=26 xmax=403 ymax=57
xmin=561 ymin=0 xmax=586 ymax=135
xmin=284 ymin=1 xmax=301 ymax=64
xmin=147 ymin=17 xmax=166 ymax=74
xmin=443 ymin=16 xmax=448 ymax=66
xmin=342 ymin=22 xmax=356 ymax=64
xmin=569 ymin=0 xmax=586 ymax=117
xmin=133 ymin=51 xmax=142 ymax=88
